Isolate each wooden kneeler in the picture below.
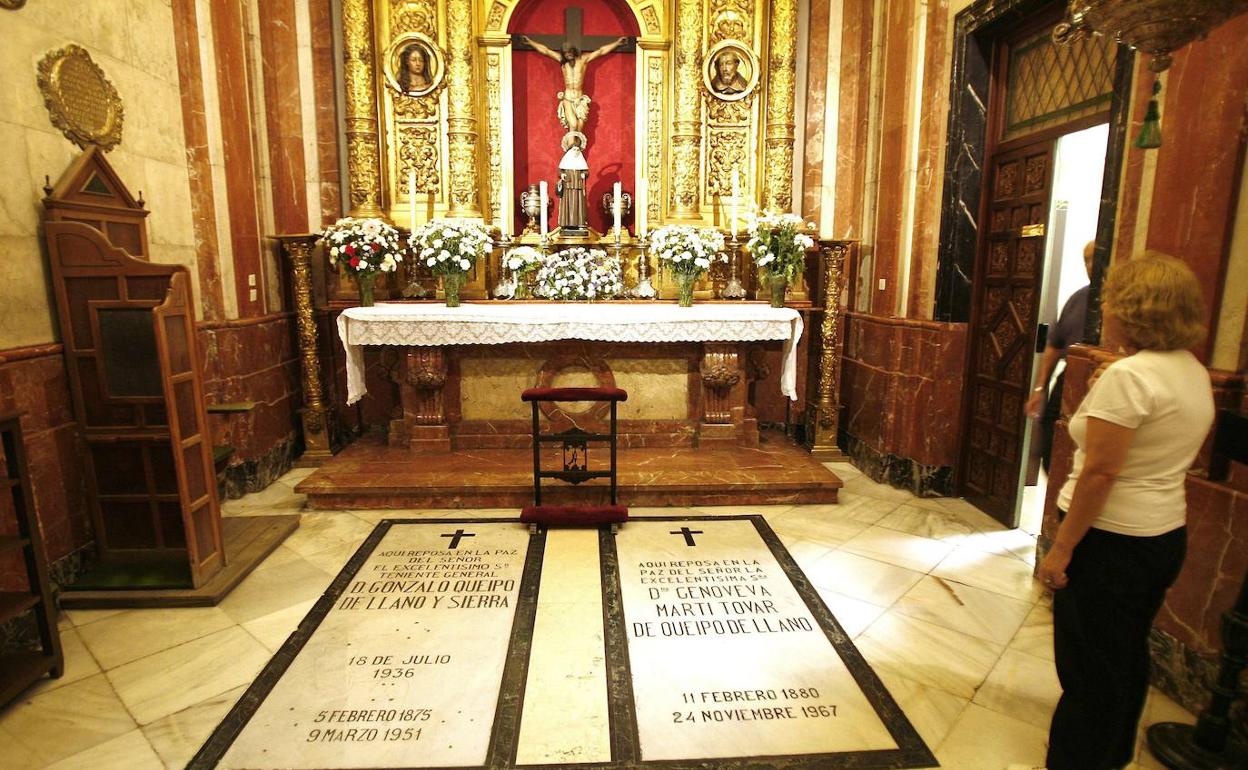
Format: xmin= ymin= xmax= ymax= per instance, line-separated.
xmin=520 ymin=387 xmax=629 ymax=533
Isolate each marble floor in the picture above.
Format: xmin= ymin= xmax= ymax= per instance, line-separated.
xmin=0 ymin=462 xmax=1193 ymax=769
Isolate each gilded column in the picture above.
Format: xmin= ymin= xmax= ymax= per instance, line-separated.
xmin=444 ymin=0 xmax=484 ymax=218
xmin=805 ymin=240 xmax=850 ymax=460
xmin=281 ymin=235 xmax=332 ymax=460
xmin=342 ymin=0 xmax=385 ymax=218
xmin=670 ymin=0 xmax=703 ymax=220
xmin=763 ymin=0 xmax=798 ymax=213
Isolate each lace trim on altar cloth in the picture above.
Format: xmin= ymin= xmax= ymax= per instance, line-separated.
xmin=336 ymin=304 xmax=804 ymax=405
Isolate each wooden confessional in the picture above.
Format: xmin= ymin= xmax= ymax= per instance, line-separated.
xmin=42 ymin=148 xmax=225 ymax=590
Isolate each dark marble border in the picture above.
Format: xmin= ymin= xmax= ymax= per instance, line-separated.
xmin=597 ymin=515 xmax=938 ymax=769
xmin=840 ymin=432 xmax=955 ymax=498
xmin=189 ymin=518 xmax=546 ymax=770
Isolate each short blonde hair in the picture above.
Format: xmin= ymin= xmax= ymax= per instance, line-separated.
xmin=1101 ymin=252 xmax=1206 ymax=351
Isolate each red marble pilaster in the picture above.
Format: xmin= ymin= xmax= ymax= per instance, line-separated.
xmin=833 ymin=0 xmax=875 ymax=243
xmin=258 ymin=0 xmax=310 ymax=234
xmin=1110 ymin=58 xmax=1156 ymax=260
xmin=310 ymin=0 xmax=343 ymax=224
xmin=171 ymin=0 xmax=226 ymax=321
xmin=801 ymin=0 xmax=831 ymax=220
xmin=1144 ymin=13 xmax=1248 ymax=358
xmin=212 ymin=0 xmax=266 ymax=317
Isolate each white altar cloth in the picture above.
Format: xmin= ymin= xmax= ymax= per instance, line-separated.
xmin=337 ymin=303 xmax=804 ymax=405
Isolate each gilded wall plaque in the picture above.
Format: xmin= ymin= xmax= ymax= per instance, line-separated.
xmin=704 ymin=40 xmax=759 ymax=102
xmin=37 ymin=44 xmax=124 ymax=151
xmin=384 ymin=32 xmax=446 ymax=98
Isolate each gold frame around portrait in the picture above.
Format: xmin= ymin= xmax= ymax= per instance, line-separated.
xmin=703 ymin=39 xmax=759 ymax=102
xmin=384 ymin=32 xmax=446 ymax=98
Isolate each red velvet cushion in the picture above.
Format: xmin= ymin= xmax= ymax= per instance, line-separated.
xmin=521 ymin=387 xmax=628 ymax=402
xmin=520 ymin=504 xmax=629 ymax=526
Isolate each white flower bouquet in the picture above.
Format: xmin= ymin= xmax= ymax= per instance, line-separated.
xmin=746 ymin=212 xmax=816 ymax=307
xmin=534 ymin=247 xmax=622 ymax=301
xmin=649 ymin=225 xmax=726 ymax=306
xmin=504 ymin=245 xmax=544 ymax=299
xmin=321 ymin=217 xmax=405 ymax=306
xmin=410 ymin=218 xmax=492 ymax=306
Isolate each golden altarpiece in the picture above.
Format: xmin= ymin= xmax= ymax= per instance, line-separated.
xmin=283 ymin=0 xmax=851 ymax=475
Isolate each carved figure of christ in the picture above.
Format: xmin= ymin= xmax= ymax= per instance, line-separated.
xmin=514 ymin=8 xmax=633 ymax=136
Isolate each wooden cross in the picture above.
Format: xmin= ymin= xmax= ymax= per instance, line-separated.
xmin=670 ymin=527 xmax=703 ymax=547
xmin=511 ymin=8 xmax=636 ymax=54
xmin=441 ymin=529 xmax=475 ymax=549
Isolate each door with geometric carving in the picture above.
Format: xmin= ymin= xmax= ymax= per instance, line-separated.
xmin=960 ymin=140 xmax=1055 ymax=526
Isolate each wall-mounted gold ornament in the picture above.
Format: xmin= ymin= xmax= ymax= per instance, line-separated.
xmin=1 ymin=0 xmax=28 ymax=9
xmin=37 ymin=44 xmax=123 ymax=151
xmin=384 ymin=32 xmax=446 ymax=98
xmin=704 ymin=40 xmax=759 ymax=102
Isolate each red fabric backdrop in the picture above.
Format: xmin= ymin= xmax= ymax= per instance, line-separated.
xmin=508 ymin=0 xmax=638 ymax=235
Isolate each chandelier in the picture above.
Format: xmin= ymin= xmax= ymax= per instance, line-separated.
xmin=1053 ymin=0 xmax=1248 ymax=147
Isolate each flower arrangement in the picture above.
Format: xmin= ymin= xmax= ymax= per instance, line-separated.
xmin=410 ymin=218 xmax=492 ymax=306
xmin=649 ymin=225 xmax=727 ymax=306
xmin=534 ymin=247 xmax=622 ymax=301
xmin=504 ymin=245 xmax=543 ymax=299
xmin=322 ymin=217 xmax=405 ymax=306
xmin=746 ymin=213 xmax=816 ymax=307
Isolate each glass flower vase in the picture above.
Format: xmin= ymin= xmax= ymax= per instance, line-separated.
xmin=443 ymin=272 xmax=464 ymax=307
xmin=676 ymin=272 xmax=697 ymax=307
xmin=768 ymin=274 xmax=788 ymax=308
xmin=356 ymin=272 xmax=376 ymax=307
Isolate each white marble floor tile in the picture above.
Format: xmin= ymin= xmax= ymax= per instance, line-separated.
xmin=804 ymin=550 xmax=924 ymax=607
xmin=105 ymin=626 xmax=270 ymax=725
xmin=241 ymin=598 xmax=317 ymax=652
xmin=839 ymin=496 xmax=907 ymax=525
xmin=877 ymin=503 xmax=979 ymax=543
xmin=972 ymin=648 xmax=1061 ymax=729
xmin=0 ymin=673 xmax=137 ymax=767
xmin=767 ymin=506 xmax=872 ymax=547
xmin=142 ymin=684 xmax=248 ymax=769
xmin=44 ymin=727 xmax=164 ymax=770
xmin=856 ymin=611 xmax=1003 ymax=700
xmin=278 ymin=467 xmax=318 ymax=485
xmin=962 ymin=525 xmax=1040 ymax=565
xmin=874 ymin=667 xmax=970 ymax=751
xmin=816 ymin=590 xmax=887 ymax=639
xmin=823 ymin=461 xmax=863 ymax=480
xmin=217 ymin=547 xmax=335 ymax=625
xmin=841 ymin=526 xmax=955 ymax=573
xmin=281 ymin=512 xmax=375 ymax=561
xmin=691 ymin=504 xmax=797 ymax=517
xmin=220 ymin=479 xmax=306 ymax=516
xmin=76 ymin=607 xmax=235 ymax=671
xmin=893 ymin=575 xmax=1033 ymax=646
xmin=63 ymin=607 xmax=126 ymax=627
xmin=25 ymin=625 xmax=100 ymax=695
xmin=1008 ymin=602 xmax=1054 ymax=662
xmin=934 ymin=702 xmax=1050 ymax=770
xmin=841 ymin=475 xmax=917 ymax=502
xmin=933 ymin=546 xmax=1045 ymax=604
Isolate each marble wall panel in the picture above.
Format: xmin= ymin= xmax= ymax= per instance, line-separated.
xmin=258 ymin=0 xmax=310 ymax=235
xmin=0 ymin=0 xmax=199 ymax=347
xmin=309 ymin=0 xmax=343 ymax=225
xmin=0 ymin=346 xmax=92 ymax=585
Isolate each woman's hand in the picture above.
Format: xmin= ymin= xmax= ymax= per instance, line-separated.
xmin=1037 ymin=543 xmax=1072 ymax=590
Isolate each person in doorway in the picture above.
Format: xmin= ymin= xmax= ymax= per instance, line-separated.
xmin=1017 ymin=253 xmax=1213 ymax=770
xmin=1025 ymin=241 xmax=1096 ymax=472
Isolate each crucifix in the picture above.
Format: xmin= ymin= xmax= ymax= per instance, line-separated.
xmin=441 ymin=529 xmax=475 ymax=549
xmin=670 ymin=527 xmax=704 ymax=547
xmin=513 ymin=8 xmax=635 ymax=138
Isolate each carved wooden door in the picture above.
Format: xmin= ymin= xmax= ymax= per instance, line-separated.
xmin=961 ymin=141 xmax=1054 ymax=526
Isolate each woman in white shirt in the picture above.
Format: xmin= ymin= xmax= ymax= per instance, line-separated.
xmin=1034 ymin=253 xmax=1214 ymax=770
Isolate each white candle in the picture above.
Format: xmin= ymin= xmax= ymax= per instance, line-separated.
xmin=539 ymin=180 xmax=548 ymax=237
xmin=731 ymin=170 xmax=739 ymax=235
xmin=613 ymin=181 xmax=622 ymax=234
xmin=408 ymin=170 xmax=417 ymax=234
xmin=637 ymin=177 xmax=647 ymax=236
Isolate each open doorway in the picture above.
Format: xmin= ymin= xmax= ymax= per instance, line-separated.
xmin=1017 ymin=122 xmax=1109 ymax=535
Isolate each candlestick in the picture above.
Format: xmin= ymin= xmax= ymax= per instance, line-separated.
xmin=539 ymin=181 xmax=548 ymax=238
xmin=631 ymin=234 xmax=657 ymax=299
xmin=637 ymin=177 xmax=647 ymax=237
xmin=730 ymin=170 xmax=739 ymax=236
xmin=408 ymin=170 xmax=417 ymax=234
xmin=721 ymin=231 xmax=746 ymax=299
xmin=613 ymin=181 xmax=622 ymax=239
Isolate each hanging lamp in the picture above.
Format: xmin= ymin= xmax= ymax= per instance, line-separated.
xmin=1052 ymin=1 xmax=1248 ymax=148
